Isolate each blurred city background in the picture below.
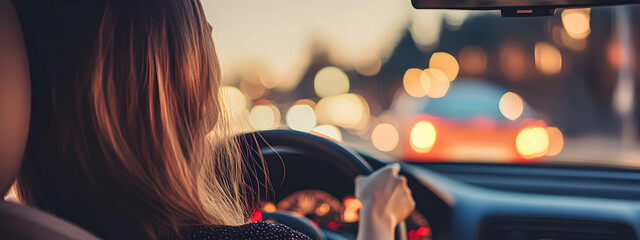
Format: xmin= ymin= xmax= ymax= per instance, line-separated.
xmin=202 ymin=1 xmax=640 ymax=167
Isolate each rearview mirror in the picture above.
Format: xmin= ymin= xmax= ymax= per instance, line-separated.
xmin=412 ymin=0 xmax=640 ymax=17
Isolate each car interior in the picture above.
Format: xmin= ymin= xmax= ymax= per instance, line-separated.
xmin=0 ymin=0 xmax=98 ymax=239
xmin=2 ymin=0 xmax=640 ymax=239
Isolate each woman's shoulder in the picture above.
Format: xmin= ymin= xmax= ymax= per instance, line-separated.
xmin=174 ymin=221 xmax=311 ymax=240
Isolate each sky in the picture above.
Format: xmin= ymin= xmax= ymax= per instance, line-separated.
xmin=201 ymin=0 xmax=482 ymax=91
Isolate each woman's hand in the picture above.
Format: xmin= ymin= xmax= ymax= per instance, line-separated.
xmin=355 ymin=163 xmax=416 ymax=240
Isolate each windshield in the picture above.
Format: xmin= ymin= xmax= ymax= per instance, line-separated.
xmin=203 ymin=2 xmax=640 ymax=168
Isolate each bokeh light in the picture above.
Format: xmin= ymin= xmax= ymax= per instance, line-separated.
xmin=545 ymin=127 xmax=564 ymax=156
xmin=410 ymin=12 xmax=443 ymax=51
xmin=371 ymin=123 xmax=399 ymax=152
xmin=258 ymin=71 xmax=283 ymax=89
xmin=286 ymin=103 xmax=317 ymax=132
xmin=314 ymin=66 xmax=350 ymax=98
xmin=499 ymin=92 xmax=524 ymax=120
xmin=516 ymin=127 xmax=549 ymax=159
xmin=342 ymin=196 xmax=362 ymax=222
xmin=315 ymin=203 xmax=331 ymax=217
xmin=561 ymin=8 xmax=591 ymax=40
xmin=295 ymin=99 xmax=317 ymax=109
xmin=312 ymin=124 xmax=342 ymax=142
xmin=459 ymin=46 xmax=487 ymax=75
xmin=410 ymin=121 xmax=437 ymax=153
xmin=499 ymin=42 xmax=529 ymax=81
xmin=608 ymin=41 xmax=621 ymax=69
xmin=249 ymin=103 xmax=281 ymax=130
xmin=444 ymin=11 xmax=470 ymax=30
xmin=552 ymin=26 xmax=587 ymax=52
xmin=355 ymin=58 xmax=382 ymax=76
xmin=534 ymin=42 xmax=562 ymax=75
xmin=240 ymin=79 xmax=267 ymax=100
xmin=315 ymin=94 xmax=370 ymax=129
xmin=424 ymin=68 xmax=450 ymax=98
xmin=403 ymin=68 xmax=430 ymax=97
xmin=263 ymin=202 xmax=277 ymax=213
xmin=429 ymin=52 xmax=459 ymax=81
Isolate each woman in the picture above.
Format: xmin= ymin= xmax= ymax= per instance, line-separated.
xmin=13 ymin=0 xmax=415 ymax=239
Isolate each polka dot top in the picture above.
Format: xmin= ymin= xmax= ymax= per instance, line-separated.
xmin=173 ymin=221 xmax=312 ymax=240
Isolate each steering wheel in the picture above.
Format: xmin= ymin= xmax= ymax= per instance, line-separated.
xmin=238 ymin=129 xmax=407 ymax=240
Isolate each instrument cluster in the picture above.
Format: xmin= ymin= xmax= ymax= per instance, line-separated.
xmin=259 ymin=189 xmax=432 ymax=240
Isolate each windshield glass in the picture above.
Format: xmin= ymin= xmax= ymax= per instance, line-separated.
xmin=203 ymin=2 xmax=640 ymax=168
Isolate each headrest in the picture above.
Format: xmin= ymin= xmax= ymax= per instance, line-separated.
xmin=0 ymin=0 xmax=31 ymax=195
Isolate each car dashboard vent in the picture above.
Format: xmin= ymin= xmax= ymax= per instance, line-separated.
xmin=479 ymin=217 xmax=636 ymax=240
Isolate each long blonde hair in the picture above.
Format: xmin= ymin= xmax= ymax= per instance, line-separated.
xmin=16 ymin=1 xmax=250 ymax=238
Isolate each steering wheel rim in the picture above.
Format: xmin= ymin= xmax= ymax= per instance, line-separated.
xmin=239 ymin=129 xmax=372 ymax=177
xmin=238 ymin=130 xmax=408 ymax=240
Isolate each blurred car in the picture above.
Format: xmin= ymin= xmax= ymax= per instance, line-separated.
xmin=398 ymin=79 xmax=559 ymax=163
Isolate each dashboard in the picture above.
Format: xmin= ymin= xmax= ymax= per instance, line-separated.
xmin=397 ymin=161 xmax=640 ymax=240
xmin=250 ymin=137 xmax=640 ymax=240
